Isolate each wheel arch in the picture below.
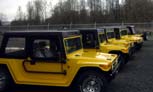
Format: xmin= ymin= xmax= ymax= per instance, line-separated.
xmin=70 ymin=67 xmax=109 ymax=86
xmin=0 ymin=64 xmax=10 ymax=71
xmin=109 ymin=50 xmax=123 ymax=55
xmin=0 ymin=64 xmax=14 ymax=83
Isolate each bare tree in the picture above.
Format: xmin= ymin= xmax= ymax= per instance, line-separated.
xmin=79 ymin=0 xmax=89 ymax=23
xmin=33 ymin=0 xmax=43 ymax=24
xmin=11 ymin=0 xmax=153 ymax=25
xmin=123 ymin=0 xmax=153 ymax=22
xmin=16 ymin=6 xmax=24 ymax=21
xmin=42 ymin=0 xmax=48 ymax=21
xmin=27 ymin=1 xmax=35 ymax=24
xmin=87 ymin=0 xmax=103 ymax=23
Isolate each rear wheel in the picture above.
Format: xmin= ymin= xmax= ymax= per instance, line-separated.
xmin=73 ymin=70 xmax=108 ymax=92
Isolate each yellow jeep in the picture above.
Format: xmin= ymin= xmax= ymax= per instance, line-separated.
xmin=117 ymin=26 xmax=143 ymax=50
xmin=0 ymin=30 xmax=118 ymax=92
xmin=102 ymin=27 xmax=134 ymax=48
xmin=79 ymin=28 xmax=132 ymax=69
xmin=126 ymin=25 xmax=145 ymax=41
xmin=126 ymin=25 xmax=143 ymax=37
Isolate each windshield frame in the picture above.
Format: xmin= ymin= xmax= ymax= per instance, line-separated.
xmin=130 ymin=27 xmax=136 ymax=34
xmin=98 ymin=33 xmax=106 ymax=43
xmin=127 ymin=26 xmax=136 ymax=35
xmin=120 ymin=29 xmax=128 ymax=36
xmin=106 ymin=28 xmax=115 ymax=39
xmin=0 ymin=34 xmax=3 ymax=48
xmin=64 ymin=36 xmax=83 ymax=54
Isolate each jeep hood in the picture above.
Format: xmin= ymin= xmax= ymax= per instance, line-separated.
xmin=67 ymin=50 xmax=117 ymax=63
xmin=122 ymin=36 xmax=142 ymax=42
xmin=108 ymin=39 xmax=130 ymax=47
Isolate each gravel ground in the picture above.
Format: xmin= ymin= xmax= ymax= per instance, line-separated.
xmin=107 ymin=38 xmax=153 ymax=92
xmin=8 ymin=36 xmax=153 ymax=92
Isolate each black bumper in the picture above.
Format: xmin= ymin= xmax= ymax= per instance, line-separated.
xmin=106 ymin=61 xmax=119 ymax=80
xmin=134 ymin=42 xmax=143 ymax=50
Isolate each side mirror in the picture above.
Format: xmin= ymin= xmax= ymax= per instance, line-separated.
xmin=23 ymin=58 xmax=36 ymax=65
xmin=30 ymin=60 xmax=36 ymax=65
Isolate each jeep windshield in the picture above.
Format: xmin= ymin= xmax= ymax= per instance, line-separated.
xmin=121 ymin=30 xmax=128 ymax=36
xmin=64 ymin=37 xmax=82 ymax=54
xmin=106 ymin=28 xmax=115 ymax=39
xmin=99 ymin=33 xmax=106 ymax=43
xmin=107 ymin=32 xmax=115 ymax=39
xmin=128 ymin=27 xmax=136 ymax=35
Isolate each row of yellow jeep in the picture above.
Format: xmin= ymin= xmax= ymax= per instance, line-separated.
xmin=0 ymin=25 xmax=143 ymax=92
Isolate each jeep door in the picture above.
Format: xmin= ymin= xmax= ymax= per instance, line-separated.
xmin=2 ymin=35 xmax=71 ymax=86
xmin=22 ymin=36 xmax=69 ymax=86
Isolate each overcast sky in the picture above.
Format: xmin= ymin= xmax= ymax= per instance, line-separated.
xmin=0 ymin=0 xmax=58 ymax=21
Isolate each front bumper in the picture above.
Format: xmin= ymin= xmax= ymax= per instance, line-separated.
xmin=107 ymin=58 xmax=119 ymax=80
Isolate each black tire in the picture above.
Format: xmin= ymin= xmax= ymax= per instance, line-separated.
xmin=0 ymin=68 xmax=12 ymax=92
xmin=118 ymin=54 xmax=126 ymax=71
xmin=137 ymin=45 xmax=142 ymax=50
xmin=73 ymin=70 xmax=108 ymax=92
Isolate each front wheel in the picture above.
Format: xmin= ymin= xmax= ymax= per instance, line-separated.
xmin=137 ymin=45 xmax=142 ymax=50
xmin=118 ymin=54 xmax=126 ymax=71
xmin=73 ymin=70 xmax=108 ymax=92
xmin=0 ymin=68 xmax=12 ymax=92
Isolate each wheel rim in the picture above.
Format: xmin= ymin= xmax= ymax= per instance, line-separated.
xmin=0 ymin=73 xmax=6 ymax=90
xmin=81 ymin=75 xmax=103 ymax=92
